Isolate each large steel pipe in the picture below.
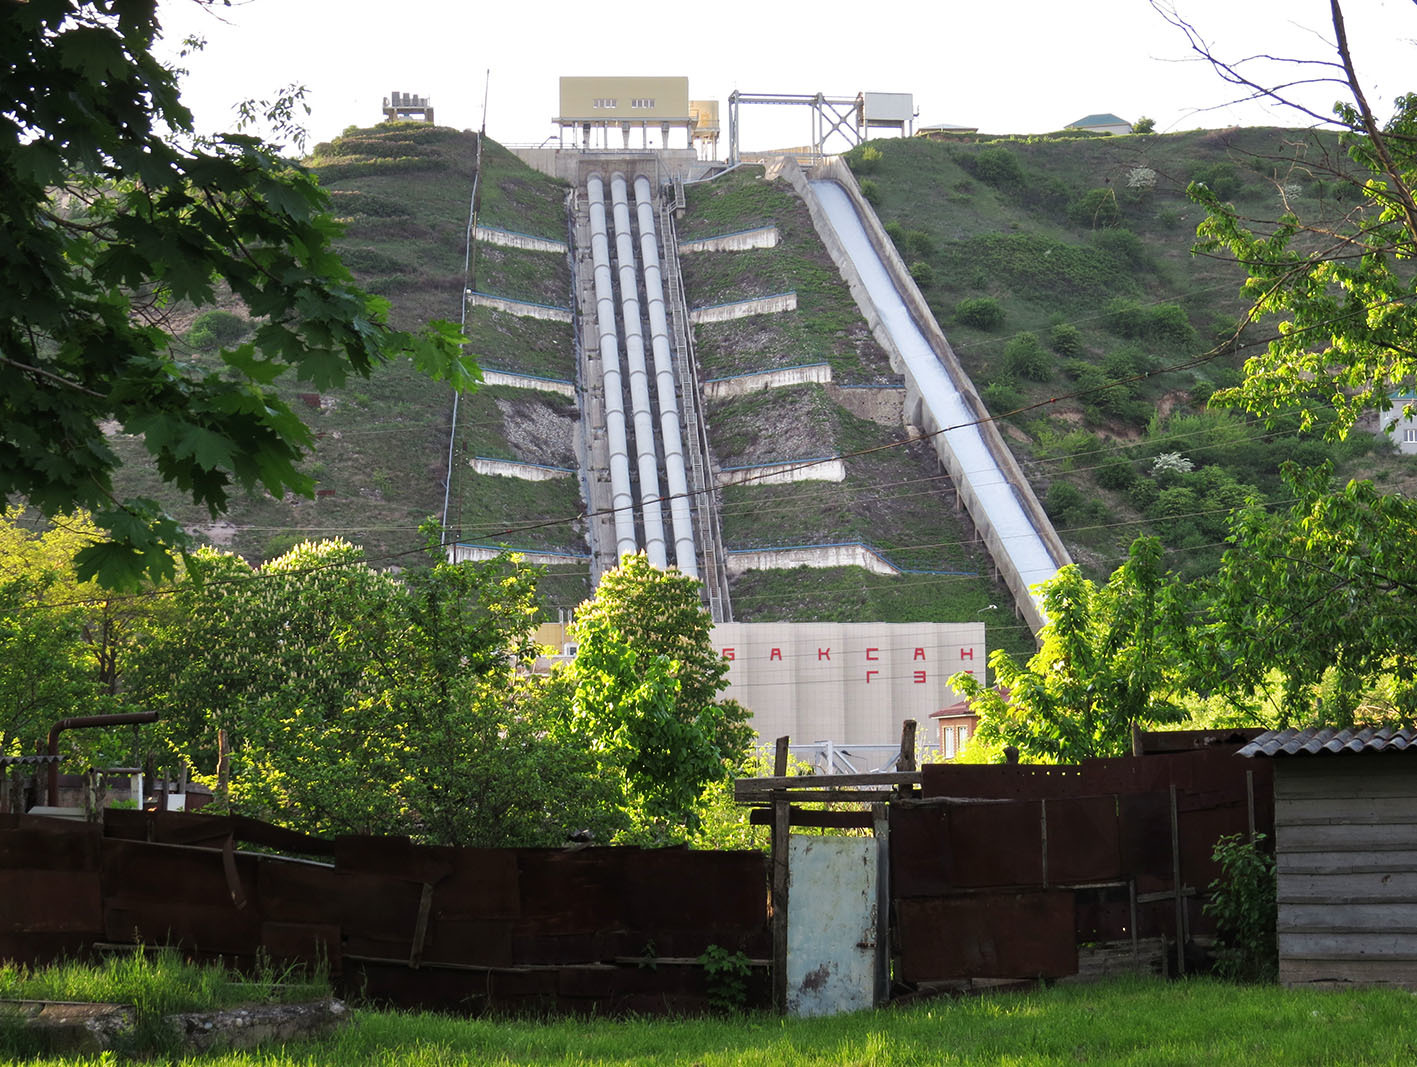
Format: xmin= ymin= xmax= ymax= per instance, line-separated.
xmin=610 ymin=172 xmax=667 ymax=568
xmin=634 ymin=175 xmax=698 ymax=577
xmin=586 ymin=173 xmax=638 ymax=560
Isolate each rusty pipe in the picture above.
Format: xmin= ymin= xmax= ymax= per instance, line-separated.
xmin=47 ymin=711 xmax=159 ymax=808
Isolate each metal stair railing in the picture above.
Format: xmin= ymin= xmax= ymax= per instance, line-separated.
xmin=659 ymin=192 xmax=732 ymax=622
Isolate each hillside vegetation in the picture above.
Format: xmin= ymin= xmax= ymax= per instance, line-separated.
xmin=850 ymin=129 xmax=1399 ymax=581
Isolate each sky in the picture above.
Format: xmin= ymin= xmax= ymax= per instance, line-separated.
xmin=154 ymin=0 xmax=1415 ymax=154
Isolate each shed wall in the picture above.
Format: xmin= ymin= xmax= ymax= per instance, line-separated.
xmin=1275 ymin=753 xmax=1417 ymax=988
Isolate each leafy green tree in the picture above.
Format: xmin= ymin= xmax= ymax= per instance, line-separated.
xmin=951 ymin=538 xmax=1188 ymax=762
xmin=565 ymin=554 xmax=752 ymax=836
xmin=1 ymin=1 xmax=472 ymax=589
xmin=1197 ymin=464 xmax=1417 ymax=726
xmin=1131 ymin=116 xmax=1156 ymax=134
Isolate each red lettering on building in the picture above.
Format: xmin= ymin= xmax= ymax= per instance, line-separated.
xmin=722 ymin=647 xmax=735 ymax=660
xmin=914 ymin=670 xmax=927 ymax=684
xmin=866 ymin=647 xmax=879 ymax=661
xmin=769 ymin=647 xmax=782 ymax=660
xmin=914 ymin=647 xmax=926 ymax=661
xmin=866 ymin=670 xmax=879 ymax=684
xmin=818 ymin=648 xmax=831 ymax=661
xmin=960 ymin=647 xmax=975 ymax=660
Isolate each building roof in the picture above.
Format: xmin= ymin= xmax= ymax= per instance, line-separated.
xmin=1067 ymin=113 xmax=1129 ymax=129
xmin=1239 ymin=726 xmax=1417 ymax=758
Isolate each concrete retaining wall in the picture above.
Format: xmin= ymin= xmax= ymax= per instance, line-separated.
xmin=679 ymin=226 xmax=779 ymax=254
xmin=449 ymin=543 xmax=589 ymax=566
xmin=467 ymin=292 xmax=573 ymax=323
xmin=475 ymin=225 xmax=567 ymax=254
xmin=780 ymin=155 xmax=1068 ymax=635
xmin=470 ymin=457 xmax=574 ymax=481
xmin=725 ymin=543 xmax=900 ymax=577
xmin=826 ymin=383 xmax=906 ymax=425
xmin=718 ymin=457 xmax=845 ymax=486
xmin=689 ymin=291 xmax=796 ymax=325
xmin=703 ymin=363 xmax=832 ymax=399
xmin=480 ymin=369 xmax=576 ymax=398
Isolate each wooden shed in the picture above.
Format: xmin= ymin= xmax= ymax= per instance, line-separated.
xmin=1240 ymin=727 xmax=1417 ymax=988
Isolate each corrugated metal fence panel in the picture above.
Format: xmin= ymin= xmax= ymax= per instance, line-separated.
xmin=0 ymin=812 xmax=770 ymax=1013
xmin=897 ymin=892 xmax=1076 ymax=980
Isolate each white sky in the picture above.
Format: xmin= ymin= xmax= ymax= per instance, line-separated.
xmin=155 ymin=0 xmax=1415 ymax=153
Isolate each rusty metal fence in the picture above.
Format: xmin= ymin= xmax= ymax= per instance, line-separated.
xmin=890 ymin=748 xmax=1274 ymax=986
xmin=0 ymin=810 xmax=769 ymax=1014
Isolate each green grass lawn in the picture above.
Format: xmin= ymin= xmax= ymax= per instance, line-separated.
xmin=13 ymin=977 xmax=1417 ymax=1065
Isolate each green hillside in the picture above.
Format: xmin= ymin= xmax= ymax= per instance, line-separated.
xmin=851 ymin=128 xmax=1398 ymax=580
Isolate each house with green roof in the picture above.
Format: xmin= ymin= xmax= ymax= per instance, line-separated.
xmin=1065 ymin=113 xmax=1132 ymax=136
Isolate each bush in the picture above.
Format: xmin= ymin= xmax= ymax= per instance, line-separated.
xmin=1204 ymin=833 xmax=1277 ymax=982
xmin=904 ymin=230 xmax=935 ymax=259
xmin=982 ymin=380 xmax=1025 ymax=414
xmin=859 ymin=178 xmax=881 ymax=206
xmin=1095 ymin=455 xmax=1137 ymax=491
xmin=1045 ymin=480 xmax=1085 ymax=520
xmin=968 ymin=146 xmax=1025 ymax=187
xmin=955 ymin=297 xmax=1005 ymax=331
xmin=1191 ymin=161 xmax=1243 ymax=200
xmin=1068 ymin=187 xmax=1121 ymax=228
xmin=1003 ymin=332 xmax=1052 ymax=382
xmin=1104 ymin=299 xmax=1196 ymax=347
xmin=847 ymin=144 xmax=883 ymax=174
xmin=187 ymin=310 xmax=250 ymax=351
xmin=1048 ymin=322 xmax=1084 ymax=357
xmin=884 ymin=219 xmax=905 ymax=247
xmin=1092 ymin=227 xmax=1147 ymax=269
xmin=909 ymin=260 xmax=935 ymax=287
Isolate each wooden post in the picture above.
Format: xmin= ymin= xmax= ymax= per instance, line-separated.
xmin=1246 ymin=769 xmax=1256 ymax=843
xmin=771 ymin=735 xmax=790 ymax=1013
xmin=872 ymin=802 xmax=890 ymax=1007
xmin=1169 ymin=783 xmax=1185 ymax=975
xmin=897 ymin=720 xmax=917 ymax=773
xmin=217 ymin=729 xmax=231 ymax=808
xmin=1040 ymin=797 xmax=1049 ymax=888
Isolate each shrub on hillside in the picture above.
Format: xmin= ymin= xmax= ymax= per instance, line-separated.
xmin=884 ymin=219 xmax=905 ymax=248
xmin=1068 ymin=187 xmax=1121 ymax=228
xmin=1092 ymin=227 xmax=1147 ymax=269
xmin=847 ymin=144 xmax=883 ymax=175
xmin=909 ymin=260 xmax=935 ymax=287
xmin=955 ymin=297 xmax=1005 ymax=330
xmin=187 ymin=310 xmax=249 ymax=351
xmin=904 ymin=230 xmax=935 ymax=259
xmin=1095 ymin=455 xmax=1137 ymax=491
xmin=966 ymin=146 xmax=1024 ymax=187
xmin=983 ymin=380 xmax=1026 ymax=415
xmin=1104 ymin=298 xmax=1196 ymax=347
xmin=1048 ymin=322 xmax=1084 ymax=356
xmin=859 ymin=178 xmax=881 ymax=206
xmin=1003 ymin=332 xmax=1052 ymax=382
xmin=1190 ymin=161 xmax=1243 ymax=200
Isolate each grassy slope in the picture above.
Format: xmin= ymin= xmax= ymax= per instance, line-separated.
xmin=680 ymin=167 xmax=1031 ymax=659
xmin=17 ymin=977 xmax=1417 ymax=1065
xmin=108 ymin=125 xmax=585 ymax=595
xmin=860 ymin=129 xmax=1397 ymax=581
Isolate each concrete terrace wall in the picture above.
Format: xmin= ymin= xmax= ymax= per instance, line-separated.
xmin=718 ymin=458 xmax=846 ymax=486
xmin=703 ymin=363 xmax=832 ymax=399
xmin=689 ymin=292 xmax=796 ymax=325
xmin=450 ymin=543 xmax=589 ymax=567
xmin=467 ymin=291 xmax=573 ymax=323
xmin=480 ymin=369 xmax=576 ymax=398
xmin=679 ymin=226 xmax=779 ymax=254
xmin=779 ymin=155 xmax=1069 ymax=635
xmin=726 ymin=543 xmax=900 ymax=577
xmin=470 ymin=457 xmax=574 ymax=481
xmin=475 ymin=224 xmax=567 ymax=254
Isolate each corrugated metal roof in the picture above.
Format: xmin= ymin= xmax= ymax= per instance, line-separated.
xmin=1239 ymin=727 xmax=1417 ymax=758
xmin=0 ymin=754 xmax=61 ymax=767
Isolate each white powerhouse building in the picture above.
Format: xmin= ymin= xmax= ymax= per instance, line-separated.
xmin=712 ymin=622 xmax=984 ymax=745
